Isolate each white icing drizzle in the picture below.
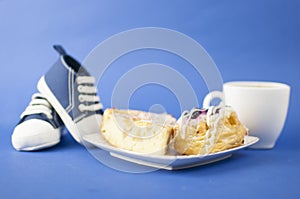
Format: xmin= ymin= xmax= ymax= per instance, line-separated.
xmin=178 ymin=108 xmax=205 ymax=139
xmin=179 ymin=110 xmax=190 ymax=139
xmin=204 ymin=106 xmax=235 ymax=154
xmin=177 ymin=106 xmax=235 ymax=155
xmin=204 ymin=106 xmax=224 ymax=153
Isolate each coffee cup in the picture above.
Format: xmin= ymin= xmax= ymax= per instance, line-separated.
xmin=203 ymin=81 xmax=290 ymax=149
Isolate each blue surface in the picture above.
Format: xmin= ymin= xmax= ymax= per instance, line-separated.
xmin=1 ymin=0 xmax=300 ymax=198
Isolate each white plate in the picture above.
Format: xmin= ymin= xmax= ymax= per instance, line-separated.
xmin=82 ymin=134 xmax=259 ymax=170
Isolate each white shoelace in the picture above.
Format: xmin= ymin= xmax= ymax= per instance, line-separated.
xmin=20 ymin=93 xmax=53 ymax=119
xmin=76 ymin=76 xmax=103 ymax=112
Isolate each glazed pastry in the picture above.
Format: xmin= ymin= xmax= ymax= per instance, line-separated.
xmin=173 ymin=106 xmax=247 ymax=155
xmin=100 ymin=108 xmax=176 ymax=155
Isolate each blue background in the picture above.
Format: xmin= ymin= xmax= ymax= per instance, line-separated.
xmin=0 ymin=0 xmax=299 ymax=198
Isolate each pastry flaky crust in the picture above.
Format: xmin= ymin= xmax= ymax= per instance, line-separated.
xmin=173 ymin=107 xmax=247 ymax=155
xmin=100 ymin=108 xmax=176 ymax=155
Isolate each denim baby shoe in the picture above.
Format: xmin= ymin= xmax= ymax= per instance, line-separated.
xmin=37 ymin=45 xmax=103 ymax=143
xmin=11 ymin=93 xmax=64 ymax=151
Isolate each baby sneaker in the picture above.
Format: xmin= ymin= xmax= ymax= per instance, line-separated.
xmin=37 ymin=45 xmax=103 ymax=144
xmin=11 ymin=93 xmax=64 ymax=151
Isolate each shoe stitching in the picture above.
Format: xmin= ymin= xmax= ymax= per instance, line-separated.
xmin=65 ymin=67 xmax=73 ymax=112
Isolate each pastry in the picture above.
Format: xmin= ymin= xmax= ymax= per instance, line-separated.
xmin=100 ymin=108 xmax=176 ymax=155
xmin=173 ymin=106 xmax=247 ymax=155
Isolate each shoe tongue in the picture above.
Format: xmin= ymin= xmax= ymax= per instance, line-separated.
xmin=78 ymin=66 xmax=90 ymax=76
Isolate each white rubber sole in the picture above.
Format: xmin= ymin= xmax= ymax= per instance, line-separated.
xmin=37 ymin=76 xmax=82 ymax=143
xmin=15 ymin=139 xmax=60 ymax=151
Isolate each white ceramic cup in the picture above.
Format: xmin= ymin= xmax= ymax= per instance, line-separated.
xmin=203 ymin=81 xmax=290 ymax=149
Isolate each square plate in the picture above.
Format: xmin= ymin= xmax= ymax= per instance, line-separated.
xmin=82 ymin=134 xmax=259 ymax=170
